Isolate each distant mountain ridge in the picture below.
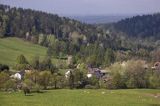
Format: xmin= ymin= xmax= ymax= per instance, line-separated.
xmin=69 ymin=15 xmax=133 ymax=24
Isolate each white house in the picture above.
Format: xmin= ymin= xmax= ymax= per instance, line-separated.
xmin=65 ymin=70 xmax=73 ymax=78
xmin=10 ymin=73 xmax=22 ymax=80
xmin=87 ymin=74 xmax=92 ymax=78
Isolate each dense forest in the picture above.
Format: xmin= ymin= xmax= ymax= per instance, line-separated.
xmin=112 ymin=13 xmax=160 ymax=39
xmin=0 ymin=4 xmax=107 ymax=43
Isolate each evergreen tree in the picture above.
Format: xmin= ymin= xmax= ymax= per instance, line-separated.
xmin=16 ymin=54 xmax=28 ymax=64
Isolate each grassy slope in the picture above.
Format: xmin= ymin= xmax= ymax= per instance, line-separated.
xmin=0 ymin=37 xmax=55 ymax=67
xmin=0 ymin=89 xmax=160 ymax=106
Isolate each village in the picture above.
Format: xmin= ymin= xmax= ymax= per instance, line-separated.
xmin=0 ymin=54 xmax=159 ymax=96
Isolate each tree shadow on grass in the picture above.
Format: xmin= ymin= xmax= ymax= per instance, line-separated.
xmin=32 ymin=90 xmax=47 ymax=93
xmin=25 ymin=94 xmax=33 ymax=96
xmin=23 ymin=90 xmax=48 ymax=96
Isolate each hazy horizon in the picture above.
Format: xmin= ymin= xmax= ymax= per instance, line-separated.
xmin=0 ymin=0 xmax=160 ymax=16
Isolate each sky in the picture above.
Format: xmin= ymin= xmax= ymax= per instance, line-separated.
xmin=0 ymin=0 xmax=160 ymax=16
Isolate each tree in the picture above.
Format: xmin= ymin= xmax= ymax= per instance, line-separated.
xmin=38 ymin=71 xmax=51 ymax=89
xmin=104 ymin=48 xmax=115 ymax=66
xmin=40 ymin=56 xmax=55 ymax=72
xmin=24 ymin=71 xmax=39 ymax=84
xmin=87 ymin=75 xmax=100 ymax=88
xmin=107 ymin=72 xmax=126 ymax=89
xmin=4 ymin=79 xmax=16 ymax=91
xmin=50 ymin=73 xmax=61 ymax=89
xmin=149 ymin=70 xmax=160 ymax=88
xmin=124 ymin=60 xmax=148 ymax=88
xmin=0 ymin=14 xmax=8 ymax=37
xmin=74 ymin=69 xmax=86 ymax=88
xmin=22 ymin=83 xmax=31 ymax=96
xmin=152 ymin=49 xmax=160 ymax=62
xmin=86 ymin=55 xmax=97 ymax=67
xmin=16 ymin=54 xmax=28 ymax=64
xmin=30 ymin=56 xmax=40 ymax=70
xmin=0 ymin=72 xmax=9 ymax=89
xmin=16 ymin=54 xmax=28 ymax=70
xmin=68 ymin=71 xmax=74 ymax=89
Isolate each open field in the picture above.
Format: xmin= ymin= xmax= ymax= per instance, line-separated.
xmin=0 ymin=89 xmax=160 ymax=106
xmin=0 ymin=37 xmax=65 ymax=67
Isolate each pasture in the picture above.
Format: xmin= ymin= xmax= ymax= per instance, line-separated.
xmin=0 ymin=89 xmax=160 ymax=106
xmin=0 ymin=37 xmax=65 ymax=68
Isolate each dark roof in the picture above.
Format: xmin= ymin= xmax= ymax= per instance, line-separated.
xmin=18 ymin=70 xmax=25 ymax=76
xmin=154 ymin=62 xmax=160 ymax=67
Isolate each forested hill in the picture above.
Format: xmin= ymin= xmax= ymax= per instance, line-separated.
xmin=0 ymin=4 xmax=158 ymax=67
xmin=0 ymin=4 xmax=110 ymax=44
xmin=113 ymin=13 xmax=160 ymax=39
xmin=0 ymin=4 xmax=119 ymax=67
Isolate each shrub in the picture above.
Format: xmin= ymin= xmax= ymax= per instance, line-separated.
xmin=38 ymin=71 xmax=51 ymax=89
xmin=4 ymin=79 xmax=16 ymax=91
xmin=149 ymin=72 xmax=160 ymax=88
xmin=125 ymin=60 xmax=148 ymax=88
xmin=23 ymin=86 xmax=30 ymax=96
xmin=0 ymin=72 xmax=9 ymax=89
xmin=0 ymin=64 xmax=9 ymax=72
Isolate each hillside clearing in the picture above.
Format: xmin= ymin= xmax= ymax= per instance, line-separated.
xmin=0 ymin=37 xmax=64 ymax=67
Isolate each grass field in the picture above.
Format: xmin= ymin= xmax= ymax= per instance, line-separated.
xmin=0 ymin=37 xmax=66 ymax=68
xmin=0 ymin=89 xmax=160 ymax=106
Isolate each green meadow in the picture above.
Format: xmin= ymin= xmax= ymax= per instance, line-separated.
xmin=0 ymin=89 xmax=160 ymax=106
xmin=0 ymin=37 xmax=65 ymax=67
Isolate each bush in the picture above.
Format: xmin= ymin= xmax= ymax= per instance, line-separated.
xmin=87 ymin=75 xmax=100 ymax=89
xmin=149 ymin=72 xmax=160 ymax=88
xmin=106 ymin=72 xmax=126 ymax=89
xmin=124 ymin=60 xmax=149 ymax=88
xmin=0 ymin=72 xmax=9 ymax=89
xmin=23 ymin=79 xmax=34 ymax=89
xmin=0 ymin=64 xmax=9 ymax=72
xmin=107 ymin=60 xmax=149 ymax=89
xmin=32 ymin=84 xmax=42 ymax=93
xmin=38 ymin=71 xmax=51 ymax=89
xmin=15 ymin=64 xmax=28 ymax=70
xmin=23 ymin=86 xmax=30 ymax=96
xmin=4 ymin=79 xmax=16 ymax=91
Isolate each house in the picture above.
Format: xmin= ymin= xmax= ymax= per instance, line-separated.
xmin=10 ymin=69 xmax=33 ymax=80
xmin=152 ymin=62 xmax=160 ymax=70
xmin=87 ymin=66 xmax=109 ymax=79
xmin=65 ymin=69 xmax=73 ymax=78
xmin=87 ymin=74 xmax=92 ymax=78
xmin=10 ymin=73 xmax=22 ymax=80
xmin=24 ymin=70 xmax=32 ymax=73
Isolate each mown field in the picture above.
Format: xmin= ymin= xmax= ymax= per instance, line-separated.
xmin=0 ymin=37 xmax=65 ymax=68
xmin=0 ymin=89 xmax=160 ymax=106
